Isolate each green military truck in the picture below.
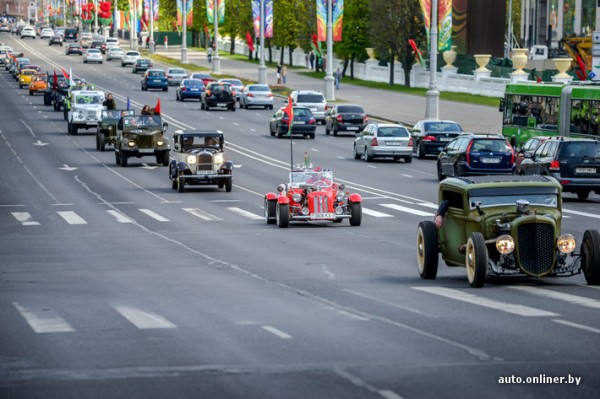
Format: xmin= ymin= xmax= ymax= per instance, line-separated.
xmin=114 ymin=114 xmax=170 ymax=167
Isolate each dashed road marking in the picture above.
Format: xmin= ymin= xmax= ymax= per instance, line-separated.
xmin=380 ymin=204 xmax=434 ymax=217
xmin=509 ymin=286 xmax=600 ymax=309
xmin=183 ymin=207 xmax=222 ymax=221
xmin=57 ymin=211 xmax=87 ymax=225
xmin=553 ymin=319 xmax=600 ymax=334
xmin=11 ymin=212 xmax=40 ymax=225
xmin=262 ymin=325 xmax=292 ymax=339
xmin=13 ymin=302 xmax=75 ymax=333
xmin=113 ymin=305 xmax=177 ymax=329
xmin=227 ymin=207 xmax=263 ymax=220
xmin=106 ymin=210 xmax=134 ymax=223
xmin=362 ymin=208 xmax=394 ymax=218
xmin=139 ymin=209 xmax=170 ymax=222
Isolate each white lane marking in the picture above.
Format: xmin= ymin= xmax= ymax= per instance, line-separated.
xmin=183 ymin=207 xmax=222 ymax=221
xmin=509 ymin=286 xmax=600 ymax=309
xmin=380 ymin=204 xmax=434 ymax=217
xmin=13 ymin=302 xmax=75 ymax=333
xmin=57 ymin=211 xmax=87 ymax=225
xmin=417 ymin=202 xmax=438 ymax=209
xmin=367 ymin=165 xmax=376 ymax=169
xmin=379 ymin=391 xmax=405 ymax=399
xmin=412 ymin=287 xmax=559 ymax=317
xmin=311 ymin=148 xmax=320 ymax=152
xmin=113 ymin=305 xmax=176 ymax=329
xmin=563 ymin=208 xmax=600 ymax=219
xmin=343 ymin=289 xmax=436 ymax=318
xmin=553 ymin=319 xmax=600 ymax=334
xmin=250 ymin=128 xmax=256 ymax=132
xmin=337 ymin=156 xmax=345 ymax=160
xmin=139 ymin=209 xmax=170 ymax=222
xmin=401 ymin=174 xmax=413 ymax=178
xmin=11 ymin=212 xmax=40 ymax=226
xmin=262 ymin=325 xmax=292 ymax=339
xmin=335 ymin=369 xmax=405 ymax=399
xmin=362 ymin=208 xmax=394 ymax=218
xmin=233 ymin=122 xmax=239 ymax=126
xmin=106 ymin=210 xmax=134 ymax=223
xmin=227 ymin=207 xmax=263 ymax=220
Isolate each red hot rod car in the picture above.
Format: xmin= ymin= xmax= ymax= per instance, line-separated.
xmin=264 ymin=168 xmax=362 ymax=228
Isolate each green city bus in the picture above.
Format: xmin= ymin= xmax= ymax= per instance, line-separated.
xmin=500 ymin=82 xmax=600 ymax=146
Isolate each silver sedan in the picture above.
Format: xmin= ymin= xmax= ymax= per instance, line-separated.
xmin=239 ymin=84 xmax=273 ymax=109
xmin=83 ymin=48 xmax=103 ymax=64
xmin=353 ymin=123 xmax=413 ymax=163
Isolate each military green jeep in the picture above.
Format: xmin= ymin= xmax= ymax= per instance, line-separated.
xmin=96 ymin=109 xmax=134 ymax=151
xmin=114 ymin=115 xmax=170 ymax=167
xmin=417 ymin=175 xmax=600 ymax=287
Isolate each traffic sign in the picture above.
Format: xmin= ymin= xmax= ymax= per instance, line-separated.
xmin=594 ymin=31 xmax=600 ymax=43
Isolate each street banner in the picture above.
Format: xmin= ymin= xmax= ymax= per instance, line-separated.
xmin=332 ymin=0 xmax=343 ymax=42
xmin=251 ymin=0 xmax=272 ymax=38
xmin=438 ymin=0 xmax=452 ymax=51
xmin=206 ymin=0 xmax=225 ymax=24
xmin=316 ymin=0 xmax=326 ymax=41
xmin=177 ymin=0 xmax=193 ymax=26
xmin=143 ymin=0 xmax=159 ymax=23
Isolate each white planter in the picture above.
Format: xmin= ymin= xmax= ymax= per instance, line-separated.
xmin=553 ymin=58 xmax=572 ymax=79
xmin=511 ymin=48 xmax=528 ymax=74
xmin=443 ymin=45 xmax=457 ymax=68
xmin=474 ymin=54 xmax=491 ymax=72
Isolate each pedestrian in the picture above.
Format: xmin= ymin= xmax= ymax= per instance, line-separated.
xmin=309 ymin=51 xmax=315 ymax=70
xmin=207 ymin=46 xmax=213 ymax=63
xmin=276 ymin=63 xmax=282 ymax=84
xmin=138 ymin=33 xmax=142 ymax=46
xmin=305 ymin=53 xmax=309 ymax=68
xmin=103 ymin=93 xmax=116 ymax=110
xmin=146 ymin=36 xmax=150 ymax=49
xmin=334 ymin=68 xmax=341 ymax=89
xmin=282 ymin=64 xmax=288 ymax=85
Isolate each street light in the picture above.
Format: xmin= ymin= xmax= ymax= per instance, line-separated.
xmin=149 ymin=0 xmax=155 ymax=53
xmin=212 ymin=0 xmax=220 ymax=74
xmin=130 ymin=0 xmax=137 ymax=50
xmin=181 ymin=0 xmax=188 ymax=63
xmin=93 ymin=0 xmax=98 ymax=33
xmin=425 ymin=0 xmax=439 ymax=120
xmin=323 ymin=0 xmax=335 ymax=101
xmin=258 ymin=0 xmax=266 ymax=84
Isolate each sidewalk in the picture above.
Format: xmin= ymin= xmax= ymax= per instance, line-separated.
xmin=145 ymin=44 xmax=501 ymax=132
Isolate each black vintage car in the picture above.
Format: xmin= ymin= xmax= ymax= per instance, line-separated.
xmin=201 ymin=82 xmax=236 ymax=111
xmin=43 ymin=73 xmax=69 ymax=110
xmin=96 ymin=109 xmax=135 ymax=151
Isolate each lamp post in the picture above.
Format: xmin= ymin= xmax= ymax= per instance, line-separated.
xmin=112 ymin=0 xmax=117 ymax=37
xmin=323 ymin=0 xmax=335 ymax=101
xmin=149 ymin=0 xmax=155 ymax=52
xmin=181 ymin=0 xmax=188 ymax=62
xmin=212 ymin=0 xmax=220 ymax=74
xmin=62 ymin=0 xmax=66 ymax=27
xmin=93 ymin=0 xmax=98 ymax=33
xmin=130 ymin=0 xmax=137 ymax=49
xmin=258 ymin=0 xmax=266 ymax=84
xmin=425 ymin=0 xmax=439 ymax=120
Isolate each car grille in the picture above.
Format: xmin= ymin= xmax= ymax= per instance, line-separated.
xmin=197 ymin=153 xmax=213 ymax=171
xmin=312 ymin=194 xmax=330 ymax=213
xmin=517 ymin=222 xmax=555 ymax=276
xmin=137 ymin=135 xmax=154 ymax=149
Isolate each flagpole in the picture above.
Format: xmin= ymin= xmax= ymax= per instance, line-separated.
xmin=258 ymin=0 xmax=266 ymax=84
xmin=181 ymin=0 xmax=188 ymax=63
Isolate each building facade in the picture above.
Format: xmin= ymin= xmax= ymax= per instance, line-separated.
xmin=1 ymin=0 xmax=28 ymax=19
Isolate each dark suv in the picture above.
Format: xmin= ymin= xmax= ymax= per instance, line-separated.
xmin=437 ymin=133 xmax=515 ymax=180
xmin=201 ymin=82 xmax=236 ymax=111
xmin=520 ymin=137 xmax=600 ymax=200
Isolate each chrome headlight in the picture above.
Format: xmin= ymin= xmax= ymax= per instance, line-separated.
xmin=302 ymin=207 xmax=309 ymax=215
xmin=108 ymin=126 xmax=113 ymax=132
xmin=186 ymin=155 xmax=196 ymax=164
xmin=75 ymin=111 xmax=84 ymax=120
xmin=335 ymin=206 xmax=344 ymax=215
xmin=495 ymin=235 xmax=515 ymax=254
xmin=157 ymin=140 xmax=164 ymax=146
xmin=214 ymin=153 xmax=224 ymax=164
xmin=127 ymin=140 xmax=135 ymax=147
xmin=557 ymin=234 xmax=576 ymax=254
xmin=338 ymin=183 xmax=345 ymax=190
xmin=292 ymin=193 xmax=303 ymax=203
xmin=336 ymin=193 xmax=346 ymax=202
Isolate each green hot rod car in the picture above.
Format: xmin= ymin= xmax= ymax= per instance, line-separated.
xmin=96 ymin=109 xmax=134 ymax=151
xmin=417 ymin=175 xmax=600 ymax=287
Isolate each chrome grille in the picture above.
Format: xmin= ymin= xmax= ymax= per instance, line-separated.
xmin=517 ymin=223 xmax=555 ymax=276
xmin=312 ymin=194 xmax=329 ymax=213
xmin=197 ymin=153 xmax=213 ymax=171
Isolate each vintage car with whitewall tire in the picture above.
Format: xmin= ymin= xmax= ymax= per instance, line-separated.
xmin=264 ymin=167 xmax=362 ymax=228
xmin=114 ymin=115 xmax=170 ymax=167
xmin=168 ymin=130 xmax=233 ymax=193
xmin=96 ymin=109 xmax=134 ymax=151
xmin=67 ymin=90 xmax=105 ymax=135
xmin=416 ymin=175 xmax=600 ymax=288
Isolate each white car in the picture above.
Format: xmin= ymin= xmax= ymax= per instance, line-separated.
xmin=40 ymin=28 xmax=54 ymax=39
xmin=105 ymin=37 xmax=119 ymax=48
xmin=67 ymin=90 xmax=105 ymax=135
xmin=239 ymin=84 xmax=274 ymax=109
xmin=83 ymin=48 xmax=103 ymax=64
xmin=121 ymin=50 xmax=140 ymax=67
xmin=106 ymin=47 xmax=125 ymax=61
xmin=20 ymin=26 xmax=36 ymax=39
xmin=166 ymin=67 xmax=187 ymax=86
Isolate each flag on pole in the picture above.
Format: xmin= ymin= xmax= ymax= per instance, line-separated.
xmin=53 ymin=70 xmax=58 ymax=90
xmin=69 ymin=67 xmax=75 ymax=86
xmin=245 ymin=31 xmax=255 ymax=52
xmin=283 ymin=95 xmax=294 ymax=137
xmin=154 ymin=97 xmax=161 ymax=114
xmin=310 ymin=34 xmax=322 ymax=58
xmin=60 ymin=67 xmax=69 ymax=81
xmin=304 ymin=151 xmax=311 ymax=168
xmin=127 ymin=96 xmax=131 ymax=110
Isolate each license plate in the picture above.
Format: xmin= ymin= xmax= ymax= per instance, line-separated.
xmin=386 ymin=141 xmax=402 ymax=146
xmin=153 ymin=79 xmax=161 ymax=82
xmin=576 ymin=167 xmax=597 ymax=173
xmin=138 ymin=148 xmax=154 ymax=153
xmin=439 ymin=137 xmax=452 ymax=142
xmin=309 ymin=107 xmax=317 ymax=111
xmin=310 ymin=213 xmax=335 ymax=219
xmin=217 ymin=103 xmax=226 ymax=107
xmin=481 ymin=157 xmax=501 ymax=164
xmin=190 ymin=88 xmax=199 ymax=91
xmin=294 ymin=121 xmax=305 ymax=124
xmin=347 ymin=126 xmax=359 ymax=131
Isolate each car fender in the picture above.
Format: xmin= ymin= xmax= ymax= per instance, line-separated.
xmin=265 ymin=192 xmax=277 ymax=201
xmin=176 ymin=161 xmax=192 ymax=174
xmin=348 ymin=193 xmax=362 ymax=203
xmin=221 ymin=160 xmax=234 ymax=171
xmin=277 ymin=194 xmax=290 ymax=205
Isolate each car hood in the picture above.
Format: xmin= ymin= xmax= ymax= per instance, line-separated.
xmin=73 ymin=104 xmax=104 ymax=111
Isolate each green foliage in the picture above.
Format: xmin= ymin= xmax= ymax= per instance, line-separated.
xmin=273 ymin=0 xmax=304 ymax=48
xmin=117 ymin=0 xmax=129 ymax=12
xmin=191 ymin=0 xmax=207 ymax=32
xmin=222 ymin=0 xmax=253 ymax=51
xmin=334 ymin=0 xmax=370 ymax=63
xmin=157 ymin=0 xmax=177 ymax=31
xmin=296 ymin=0 xmax=316 ymax=52
xmin=507 ymin=0 xmax=522 ymax=41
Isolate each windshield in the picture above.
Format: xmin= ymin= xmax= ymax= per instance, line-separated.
xmin=559 ymin=142 xmax=600 ymax=158
xmin=469 ymin=194 xmax=558 ymax=209
xmin=249 ymin=85 xmax=269 ymax=92
xmin=297 ymin=94 xmax=325 ymax=103
xmin=148 ymin=70 xmax=165 ymax=77
xmin=74 ymin=95 xmax=103 ymax=104
xmin=289 ymin=170 xmax=334 ymax=187
xmin=103 ymin=110 xmax=133 ymax=119
xmin=378 ymin=126 xmax=409 ymax=137
xmin=180 ymin=135 xmax=221 ymax=150
xmin=424 ymin=122 xmax=463 ymax=133
xmin=123 ymin=115 xmax=161 ymax=128
xmin=338 ymin=106 xmax=364 ymax=113
xmin=170 ymin=69 xmax=186 ymax=74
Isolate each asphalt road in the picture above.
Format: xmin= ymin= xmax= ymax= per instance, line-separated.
xmin=1 ymin=34 xmax=599 ymax=399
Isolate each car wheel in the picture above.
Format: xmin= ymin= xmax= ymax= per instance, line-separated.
xmin=205 ymin=104 xmax=210 ymax=111
xmin=163 ymin=87 xmax=168 ymax=92
xmin=364 ymin=147 xmax=373 ymax=162
xmin=120 ymin=151 xmax=128 ymax=167
xmin=171 ymin=177 xmax=178 ymax=190
xmin=265 ymin=198 xmax=276 ymax=224
xmin=231 ymin=105 xmax=236 ymax=112
xmin=310 ymin=133 xmax=315 ymax=139
xmin=201 ymin=101 xmax=205 ymax=110
xmin=577 ymin=190 xmax=591 ymax=200
xmin=581 ymin=229 xmax=600 ymax=285
xmin=225 ymin=176 xmax=233 ymax=192
xmin=162 ymin=152 xmax=169 ymax=167
xmin=465 ymin=232 xmax=488 ymax=288
xmin=349 ymin=202 xmax=362 ymax=227
xmin=276 ymin=203 xmax=289 ymax=228
xmin=115 ymin=149 xmax=121 ymax=165
xmin=98 ymin=133 xmax=106 ymax=152
xmin=269 ymin=105 xmax=273 ymax=110
xmin=29 ymin=90 xmax=32 ymax=96
xmin=417 ymin=142 xmax=426 ymax=159
xmin=333 ymin=128 xmax=338 ymax=136
xmin=325 ymin=126 xmax=330 ymax=135
xmin=44 ymin=95 xmax=51 ymax=106
xmin=437 ymin=162 xmax=445 ymax=181
xmin=417 ymin=221 xmax=439 ymax=279
xmin=83 ymin=60 xmax=87 ymax=63
xmin=70 ymin=124 xmax=78 ymax=135
xmin=353 ymin=145 xmax=361 ymax=160
xmin=404 ymin=156 xmax=412 ymax=163
xmin=177 ymin=175 xmax=185 ymax=193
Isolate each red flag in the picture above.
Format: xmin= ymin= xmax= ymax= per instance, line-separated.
xmin=154 ymin=97 xmax=161 ymax=115
xmin=60 ymin=67 xmax=69 ymax=80
xmin=283 ymin=95 xmax=294 ymax=136
xmin=246 ymin=32 xmax=255 ymax=52
xmin=53 ymin=70 xmax=58 ymax=90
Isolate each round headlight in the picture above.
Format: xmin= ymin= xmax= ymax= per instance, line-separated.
xmin=127 ymin=140 xmax=135 ymax=147
xmin=338 ymin=183 xmax=345 ymax=190
xmin=495 ymin=234 xmax=515 ymax=254
xmin=302 ymin=207 xmax=309 ymax=215
xmin=292 ymin=193 xmax=303 ymax=203
xmin=157 ymin=140 xmax=164 ymax=146
xmin=186 ymin=155 xmax=196 ymax=164
xmin=336 ymin=193 xmax=345 ymax=202
xmin=557 ymin=234 xmax=576 ymax=254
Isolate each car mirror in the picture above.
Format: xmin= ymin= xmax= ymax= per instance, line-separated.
xmin=162 ymin=122 xmax=169 ymax=132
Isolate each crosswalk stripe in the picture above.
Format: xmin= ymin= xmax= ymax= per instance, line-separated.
xmin=13 ymin=302 xmax=75 ymax=333
xmin=139 ymin=209 xmax=170 ymax=222
xmin=412 ymin=286 xmax=559 ymax=317
xmin=227 ymin=207 xmax=263 ymax=220
xmin=11 ymin=212 xmax=40 ymax=225
xmin=362 ymin=208 xmax=394 ymax=218
xmin=113 ymin=305 xmax=176 ymax=329
xmin=509 ymin=286 xmax=600 ymax=309
xmin=106 ymin=210 xmax=133 ymax=223
xmin=57 ymin=211 xmax=87 ymax=225
xmin=563 ymin=208 xmax=600 ymax=219
xmin=380 ymin=204 xmax=434 ymax=217
xmin=183 ymin=208 xmax=222 ymax=221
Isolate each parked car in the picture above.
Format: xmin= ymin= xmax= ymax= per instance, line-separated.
xmin=264 ymin=167 xmax=362 ymax=227
xmin=175 ymin=78 xmax=204 ymax=101
xmin=353 ymin=123 xmax=412 ymax=162
xmin=48 ymin=34 xmax=63 ymax=46
xmin=324 ymin=104 xmax=368 ymax=136
xmin=515 ymin=136 xmax=549 ymax=174
xmin=519 ymin=137 xmax=600 ymax=200
xmin=417 ymin=175 xmax=600 ymax=287
xmin=166 ymin=67 xmax=187 ymax=86
xmin=239 ymin=84 xmax=273 ymax=109
xmin=83 ymin=48 xmax=103 ymax=64
xmin=217 ymin=78 xmax=244 ymax=101
xmin=121 ymin=50 xmax=140 ymax=66
xmin=190 ymin=72 xmax=214 ymax=86
xmin=289 ymin=90 xmax=327 ymax=124
xmin=96 ymin=109 xmax=134 ymax=151
xmin=65 ymin=43 xmax=83 ymax=55
xmin=269 ymin=106 xmax=316 ymax=139
xmin=106 ymin=47 xmax=124 ymax=61
xmin=114 ymin=114 xmax=170 ymax=167
xmin=201 ymin=82 xmax=236 ymax=111
xmin=20 ymin=26 xmax=35 ymax=39
xmin=412 ymin=119 xmax=464 ymax=159
xmin=168 ymin=130 xmax=233 ymax=192
xmin=437 ymin=133 xmax=515 ymax=180
xmin=141 ymin=69 xmax=168 ymax=91
xmin=132 ymin=58 xmax=152 ymax=73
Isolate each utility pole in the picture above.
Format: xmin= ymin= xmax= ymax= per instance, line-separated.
xmin=149 ymin=0 xmax=155 ymax=53
xmin=112 ymin=0 xmax=117 ymax=37
xmin=425 ymin=0 xmax=439 ymax=120
xmin=63 ymin=0 xmax=66 ymax=27
xmin=212 ymin=0 xmax=220 ymax=74
xmin=506 ymin=0 xmax=513 ymax=59
xmin=93 ymin=0 xmax=98 ymax=33
xmin=130 ymin=0 xmax=137 ymax=49
xmin=181 ymin=0 xmax=188 ymax=62
xmin=258 ymin=0 xmax=266 ymax=84
xmin=323 ymin=0 xmax=335 ymax=101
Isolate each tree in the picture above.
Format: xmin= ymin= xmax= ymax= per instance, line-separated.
xmin=222 ymin=0 xmax=252 ymax=54
xmin=157 ymin=0 xmax=176 ymax=31
xmin=369 ymin=0 xmax=424 ymax=87
xmin=333 ymin=0 xmax=370 ymax=79
xmin=273 ymin=0 xmax=304 ymax=66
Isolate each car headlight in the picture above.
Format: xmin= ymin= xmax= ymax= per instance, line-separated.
xmin=157 ymin=140 xmax=164 ymax=146
xmin=186 ymin=155 xmax=196 ymax=164
xmin=495 ymin=234 xmax=515 ymax=254
xmin=127 ymin=140 xmax=135 ymax=147
xmin=292 ymin=193 xmax=303 ymax=203
xmin=75 ymin=111 xmax=84 ymax=120
xmin=336 ymin=193 xmax=346 ymax=202
xmin=557 ymin=234 xmax=576 ymax=254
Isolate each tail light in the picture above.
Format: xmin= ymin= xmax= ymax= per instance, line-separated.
xmin=336 ymin=115 xmax=343 ymax=123
xmin=247 ymin=93 xmax=254 ymax=97
xmin=363 ymin=115 xmax=369 ymax=123
xmin=465 ymin=140 xmax=474 ymax=164
xmin=422 ymin=135 xmax=437 ymax=141
xmin=267 ymin=93 xmax=273 ymax=97
xmin=510 ymin=147 xmax=515 ymax=164
xmin=181 ymin=87 xmax=186 ymax=92
xmin=550 ymin=160 xmax=560 ymax=171
xmin=309 ymin=118 xmax=316 ymax=125
xmin=408 ymin=138 xmax=413 ymax=147
xmin=206 ymin=90 xmax=211 ymax=96
xmin=370 ymin=138 xmax=378 ymax=147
